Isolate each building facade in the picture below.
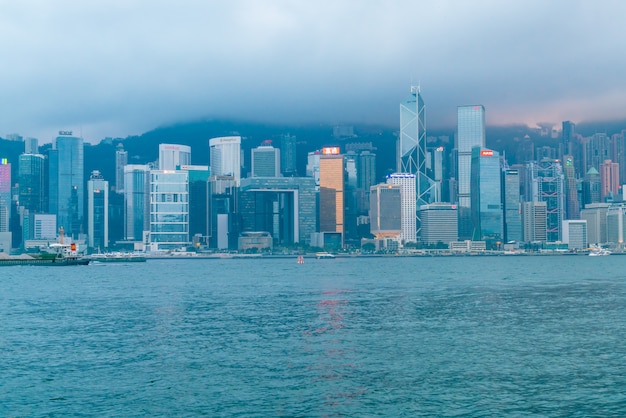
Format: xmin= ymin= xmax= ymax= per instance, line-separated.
xmin=419 ymin=203 xmax=458 ymax=245
xmin=319 ymin=148 xmax=344 ymax=237
xmin=369 ymin=184 xmax=402 ymax=239
xmin=149 ymin=170 xmax=189 ymax=250
xmin=159 ymin=143 xmax=191 ymax=171
xmin=123 ymin=164 xmax=151 ymax=241
xmin=87 ymin=170 xmax=109 ymax=249
xmin=209 ymin=136 xmax=241 ymax=185
xmin=251 ymin=142 xmax=280 ymax=177
xmin=470 ymin=147 xmax=502 ymax=247
xmin=386 ymin=173 xmax=416 ymax=243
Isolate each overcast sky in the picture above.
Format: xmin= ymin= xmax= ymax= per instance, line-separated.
xmin=1 ymin=0 xmax=625 ymax=143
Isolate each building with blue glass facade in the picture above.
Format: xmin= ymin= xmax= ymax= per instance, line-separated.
xmin=87 ymin=170 xmax=109 ymax=250
xmin=149 ymin=170 xmax=189 ymax=251
xmin=124 ymin=164 xmax=151 ymax=242
xmin=503 ymin=169 xmax=522 ymax=242
xmin=471 ymin=147 xmax=502 ymax=247
xmin=50 ymin=133 xmax=84 ymax=239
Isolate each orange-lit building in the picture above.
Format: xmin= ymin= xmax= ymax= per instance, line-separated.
xmin=319 ymin=147 xmax=344 ymax=236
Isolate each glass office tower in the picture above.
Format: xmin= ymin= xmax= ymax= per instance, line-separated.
xmin=470 ymin=147 xmax=502 ymax=247
xmin=53 ymin=133 xmax=84 ymax=238
xmin=457 ymin=105 xmax=485 ymax=239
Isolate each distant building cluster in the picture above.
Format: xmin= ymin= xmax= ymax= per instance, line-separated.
xmin=2 ymin=89 xmax=626 ymax=254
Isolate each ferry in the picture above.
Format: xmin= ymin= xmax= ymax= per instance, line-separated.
xmin=315 ymin=252 xmax=336 ymax=259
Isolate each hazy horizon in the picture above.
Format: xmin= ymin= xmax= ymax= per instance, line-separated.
xmin=2 ymin=1 xmax=626 ymax=143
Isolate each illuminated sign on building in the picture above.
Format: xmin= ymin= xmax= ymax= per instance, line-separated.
xmin=322 ymin=147 xmax=340 ymax=155
xmin=480 ymin=150 xmax=494 ymax=157
xmin=58 ymin=131 xmax=73 ymax=136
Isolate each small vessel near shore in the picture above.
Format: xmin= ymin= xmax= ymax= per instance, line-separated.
xmin=88 ymin=252 xmax=147 ymax=263
xmin=315 ymin=252 xmax=336 ymax=259
xmin=0 ymin=227 xmax=89 ymax=266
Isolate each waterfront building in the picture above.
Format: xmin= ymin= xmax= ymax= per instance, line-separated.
xmin=528 ymin=159 xmax=565 ymax=242
xmin=251 ymin=141 xmax=280 ymax=177
xmin=600 ymin=159 xmax=620 ymax=200
xmin=87 ymin=170 xmax=109 ymax=250
xmin=369 ymin=184 xmax=402 ymax=240
xmin=503 ymin=169 xmax=522 ymax=243
xmin=470 ymin=147 xmax=502 ymax=247
xmin=33 ymin=213 xmax=56 ymax=239
xmin=180 ymin=165 xmax=210 ymax=246
xmin=522 ymin=201 xmax=547 ymax=243
xmin=386 ymin=173 xmax=417 ymax=243
xmin=456 ymin=105 xmax=486 ymax=239
xmin=148 ymin=170 xmax=189 ymax=251
xmin=580 ymin=203 xmax=610 ymax=245
xmin=208 ymin=175 xmax=238 ymax=250
xmin=50 ymin=132 xmax=84 ymax=238
xmin=123 ymin=164 xmax=151 ymax=242
xmin=115 ymin=144 xmax=128 ymax=193
xmin=209 ymin=136 xmax=241 ymax=185
xmin=419 ymin=203 xmax=458 ymax=246
xmin=0 ymin=159 xmax=10 ymax=233
xmin=562 ymin=220 xmax=587 ymax=251
xmin=279 ymin=134 xmax=297 ymax=176
xmin=606 ymin=205 xmax=626 ymax=246
xmin=239 ymin=177 xmax=317 ymax=246
xmin=18 ymin=154 xmax=45 ymax=214
xmin=319 ymin=147 xmax=344 ymax=240
xmin=158 ymin=143 xmax=191 ymax=171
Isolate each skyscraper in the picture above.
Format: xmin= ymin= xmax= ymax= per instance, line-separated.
xmin=210 ymin=136 xmax=241 ymax=185
xmin=0 ymin=159 xmax=10 ymax=233
xmin=563 ymin=155 xmax=580 ymax=219
xmin=279 ymin=134 xmax=297 ymax=176
xmin=18 ymin=154 xmax=45 ymax=213
xmin=52 ymin=132 xmax=84 ymax=238
xmin=386 ymin=173 xmax=416 ymax=243
xmin=123 ymin=164 xmax=150 ymax=241
xmin=522 ymin=201 xmax=547 ymax=243
xmin=399 ymin=86 xmax=436 ymax=210
xmin=456 ymin=105 xmax=486 ymax=239
xmin=529 ymin=159 xmax=565 ymax=242
xmin=369 ymin=184 xmax=402 ymax=240
xmin=159 ymin=143 xmax=191 ymax=170
xmin=87 ymin=170 xmax=109 ymax=249
xmin=470 ymin=147 xmax=502 ymax=247
xmin=115 ymin=143 xmax=128 ymax=194
xmin=149 ymin=170 xmax=189 ymax=250
xmin=600 ymin=159 xmax=619 ymax=200
xmin=561 ymin=121 xmax=575 ymax=158
xmin=251 ymin=141 xmax=280 ymax=177
xmin=580 ymin=203 xmax=610 ymax=244
xmin=419 ymin=203 xmax=458 ymax=245
xmin=503 ymin=169 xmax=522 ymax=242
xmin=319 ymin=147 xmax=344 ymax=237
xmin=562 ymin=220 xmax=587 ymax=251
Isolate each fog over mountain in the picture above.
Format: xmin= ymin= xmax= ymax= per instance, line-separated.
xmin=1 ymin=1 xmax=626 ymax=143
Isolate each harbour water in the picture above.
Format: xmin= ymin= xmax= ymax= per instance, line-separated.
xmin=2 ymin=255 xmax=626 ymax=416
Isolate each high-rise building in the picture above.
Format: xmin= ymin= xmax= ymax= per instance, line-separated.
xmin=470 ymin=147 xmax=502 ymax=247
xmin=239 ymin=177 xmax=317 ymax=246
xmin=583 ymin=167 xmax=601 ymax=205
xmin=419 ymin=203 xmax=458 ymax=245
xmin=51 ymin=132 xmax=84 ymax=239
xmin=209 ymin=136 xmax=241 ymax=185
xmin=306 ymin=150 xmax=321 ymax=186
xmin=279 ymin=134 xmax=297 ymax=176
xmin=585 ymin=133 xmax=611 ymax=172
xmin=115 ymin=144 xmax=128 ymax=194
xmin=159 ymin=143 xmax=191 ymax=171
xmin=399 ymin=86 xmax=436 ymax=213
xmin=24 ymin=137 xmax=38 ymax=154
xmin=456 ymin=105 xmax=486 ymax=239
xmin=123 ymin=164 xmax=150 ymax=241
xmin=319 ymin=147 xmax=344 ymax=238
xmin=606 ymin=205 xmax=626 ymax=245
xmin=251 ymin=142 xmax=280 ymax=177
xmin=148 ymin=170 xmax=189 ymax=250
xmin=180 ymin=165 xmax=210 ymax=245
xmin=503 ymin=169 xmax=522 ymax=243
xmin=522 ymin=201 xmax=547 ymax=243
xmin=0 ymin=159 xmax=10 ymax=233
xmin=563 ymin=155 xmax=580 ymax=219
xmin=208 ymin=175 xmax=238 ymax=250
xmin=580 ymin=203 xmax=610 ymax=244
xmin=386 ymin=173 xmax=416 ymax=243
xmin=18 ymin=154 xmax=45 ymax=213
xmin=561 ymin=121 xmax=575 ymax=158
xmin=87 ymin=170 xmax=109 ymax=250
xmin=369 ymin=184 xmax=402 ymax=240
xmin=600 ymin=159 xmax=620 ymax=200
xmin=562 ymin=220 xmax=587 ymax=250
xmin=33 ymin=213 xmax=57 ymax=240
xmin=528 ymin=159 xmax=565 ymax=242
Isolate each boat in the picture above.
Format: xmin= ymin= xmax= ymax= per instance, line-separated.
xmin=589 ymin=248 xmax=611 ymax=256
xmin=297 ymin=255 xmax=305 ymax=264
xmin=0 ymin=243 xmax=90 ymax=266
xmin=88 ymin=252 xmax=147 ymax=263
xmin=315 ymin=252 xmax=336 ymax=259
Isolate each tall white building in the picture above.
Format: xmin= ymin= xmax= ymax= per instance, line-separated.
xmin=149 ymin=170 xmax=189 ymax=251
xmin=580 ymin=203 xmax=610 ymax=245
xmin=607 ymin=205 xmax=626 ymax=246
xmin=210 ymin=136 xmax=241 ymax=185
xmin=87 ymin=170 xmax=109 ymax=249
xmin=386 ymin=173 xmax=416 ymax=243
xmin=159 ymin=144 xmax=191 ymax=170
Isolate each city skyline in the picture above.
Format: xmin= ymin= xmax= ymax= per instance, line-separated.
xmin=1 ymin=1 xmax=626 ymax=143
